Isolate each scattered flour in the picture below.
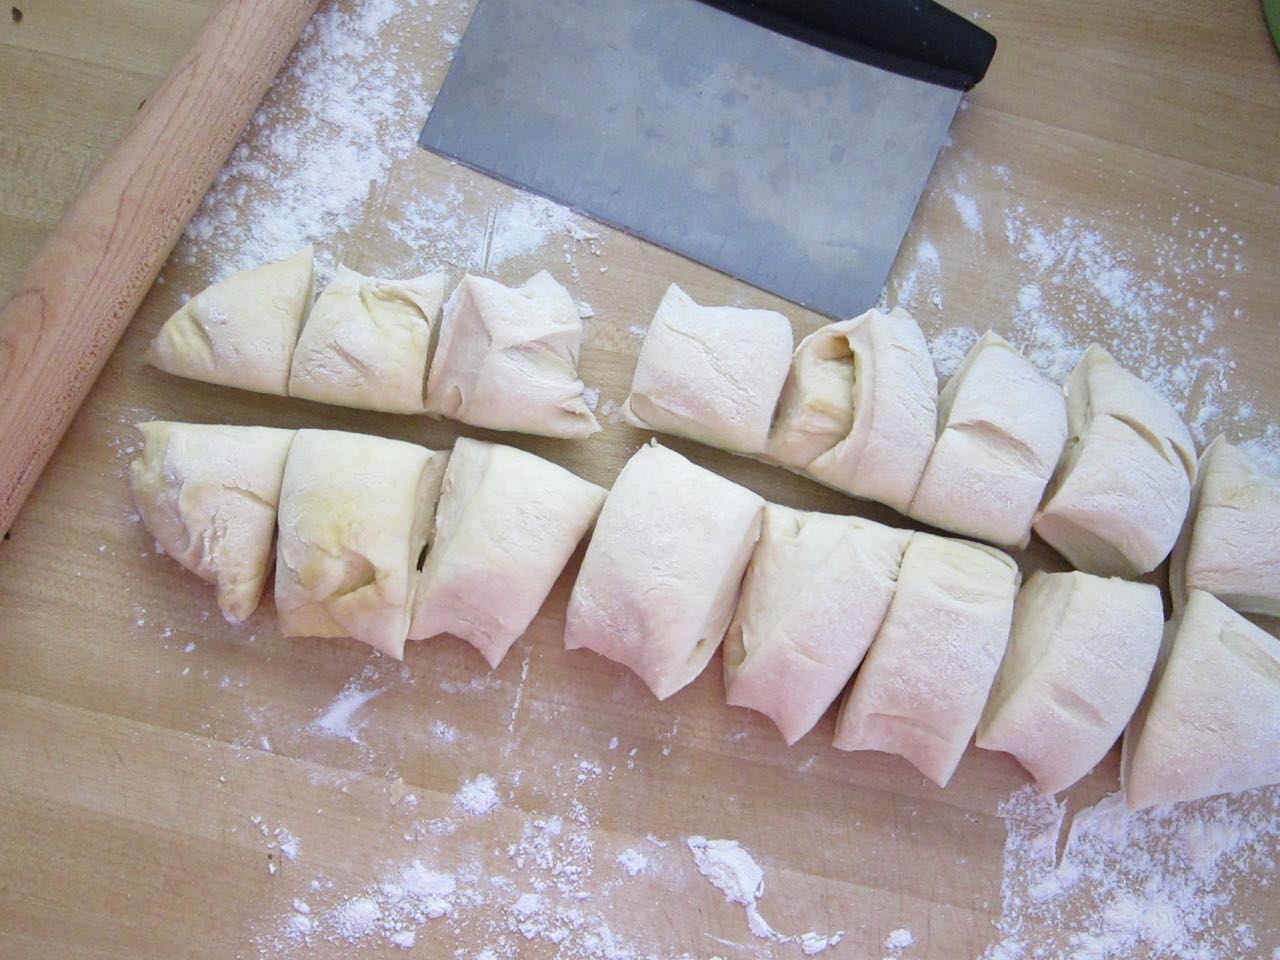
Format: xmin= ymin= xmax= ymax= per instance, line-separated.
xmin=312 ymin=683 xmax=382 ymax=743
xmin=885 ymin=927 xmax=915 ymax=951
xmin=454 ymin=774 xmax=500 ymax=816
xmin=616 ymin=848 xmax=647 ymax=878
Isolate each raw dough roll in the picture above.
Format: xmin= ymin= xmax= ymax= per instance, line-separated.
xmin=623 ymin=284 xmax=792 ymax=454
xmin=976 ymin=570 xmax=1163 ymax=795
xmin=833 ymin=531 xmax=1019 ymax=787
xmin=423 ymin=270 xmax=600 ymax=438
xmin=723 ymin=505 xmax=910 ymax=744
xmin=275 ymin=430 xmax=448 ymax=659
xmin=1121 ymin=589 xmax=1280 ymax=810
xmin=147 ymin=246 xmax=314 ymax=396
xmin=908 ymin=331 xmax=1067 ymax=549
xmin=288 ymin=265 xmax=447 ymax=414
xmin=409 ymin=438 xmax=607 ymax=667
xmin=129 ymin=422 xmax=295 ymax=623
xmin=1034 ymin=344 xmax=1196 ymax=577
xmin=1171 ymin=436 xmax=1280 ymax=617
xmin=564 ymin=441 xmax=764 ymax=700
xmin=769 ymin=307 xmax=937 ymax=513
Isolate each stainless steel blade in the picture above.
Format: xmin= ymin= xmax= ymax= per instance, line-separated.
xmin=420 ymin=0 xmax=961 ymax=319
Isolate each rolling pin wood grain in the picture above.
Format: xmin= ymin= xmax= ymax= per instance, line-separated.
xmin=0 ymin=0 xmax=321 ymax=536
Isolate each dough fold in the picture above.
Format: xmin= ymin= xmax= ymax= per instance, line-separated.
xmin=129 ymin=421 xmax=295 ymax=623
xmin=1034 ymin=344 xmax=1196 ymax=577
xmin=147 ymin=246 xmax=314 ymax=396
xmin=274 ymin=430 xmax=448 ymax=659
xmin=623 ymin=284 xmax=792 ymax=454
xmin=564 ymin=441 xmax=764 ymax=700
xmin=424 ymin=271 xmax=600 ymax=438
xmin=288 ymin=265 xmax=447 ymax=413
xmin=833 ymin=531 xmax=1019 ymax=786
xmin=409 ymin=438 xmax=607 ymax=667
xmin=976 ymin=570 xmax=1163 ymax=794
xmin=724 ymin=505 xmax=909 ymax=744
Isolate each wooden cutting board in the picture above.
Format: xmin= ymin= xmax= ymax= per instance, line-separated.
xmin=2 ymin=1 xmax=1278 ymax=957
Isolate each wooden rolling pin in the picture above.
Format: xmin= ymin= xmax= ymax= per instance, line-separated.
xmin=0 ymin=0 xmax=321 ymax=535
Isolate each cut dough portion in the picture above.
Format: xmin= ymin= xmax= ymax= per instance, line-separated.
xmin=147 ymin=246 xmax=313 ymax=396
xmin=976 ymin=570 xmax=1163 ymax=795
xmin=275 ymin=430 xmax=448 ymax=659
xmin=833 ymin=531 xmax=1019 ymax=787
xmin=723 ymin=505 xmax=910 ymax=744
xmin=1122 ymin=589 xmax=1280 ymax=810
xmin=1034 ymin=344 xmax=1196 ymax=577
xmin=129 ymin=421 xmax=295 ymax=624
xmin=409 ymin=437 xmax=607 ymax=668
xmin=909 ymin=331 xmax=1067 ymax=548
xmin=623 ymin=284 xmax=792 ymax=454
xmin=564 ymin=441 xmax=764 ymax=700
xmin=423 ymin=271 xmax=600 ymax=438
xmin=768 ymin=307 xmax=936 ymax=513
xmin=288 ymin=265 xmax=447 ymax=414
xmin=1172 ymin=437 xmax=1280 ymax=617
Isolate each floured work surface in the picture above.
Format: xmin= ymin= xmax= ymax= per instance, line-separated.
xmin=1 ymin=1 xmax=1279 ymax=958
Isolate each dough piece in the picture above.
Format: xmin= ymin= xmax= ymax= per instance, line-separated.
xmin=723 ymin=505 xmax=910 ymax=744
xmin=1034 ymin=344 xmax=1196 ymax=577
xmin=769 ymin=307 xmax=937 ymax=513
xmin=129 ymin=421 xmax=295 ymax=624
xmin=564 ymin=441 xmax=764 ymax=699
xmin=833 ymin=531 xmax=1019 ymax=787
xmin=409 ymin=438 xmax=607 ymax=667
xmin=976 ymin=571 xmax=1163 ymax=794
xmin=1172 ymin=437 xmax=1280 ymax=617
xmin=147 ymin=246 xmax=314 ymax=396
xmin=288 ymin=265 xmax=448 ymax=414
xmin=909 ymin=331 xmax=1067 ymax=548
xmin=275 ymin=430 xmax=448 ymax=659
xmin=1122 ymin=589 xmax=1280 ymax=810
xmin=423 ymin=271 xmax=600 ymax=438
xmin=623 ymin=284 xmax=792 ymax=454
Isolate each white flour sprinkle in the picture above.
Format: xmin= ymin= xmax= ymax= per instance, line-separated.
xmin=312 ymin=683 xmax=382 ymax=743
xmin=454 ymin=774 xmax=500 ymax=816
xmin=885 ymin=927 xmax=915 ymax=950
xmin=616 ymin=848 xmax=647 ymax=878
xmin=951 ymin=191 xmax=984 ymax=233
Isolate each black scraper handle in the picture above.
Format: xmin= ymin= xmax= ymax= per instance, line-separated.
xmin=698 ymin=0 xmax=997 ymax=90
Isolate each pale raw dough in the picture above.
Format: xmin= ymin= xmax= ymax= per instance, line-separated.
xmin=769 ymin=307 xmax=937 ymax=513
xmin=275 ymin=430 xmax=448 ymax=659
xmin=976 ymin=570 xmax=1163 ymax=795
xmin=408 ymin=437 xmax=607 ymax=668
xmin=288 ymin=265 xmax=447 ymax=414
xmin=147 ymin=246 xmax=314 ymax=396
xmin=1170 ymin=436 xmax=1280 ymax=617
xmin=1034 ymin=344 xmax=1196 ymax=577
xmin=908 ymin=331 xmax=1067 ymax=548
xmin=723 ymin=504 xmax=910 ymax=744
xmin=129 ymin=421 xmax=295 ymax=624
xmin=564 ymin=441 xmax=764 ymax=700
xmin=1121 ymin=589 xmax=1280 ymax=810
xmin=623 ymin=284 xmax=792 ymax=454
xmin=833 ymin=531 xmax=1019 ymax=787
xmin=423 ymin=271 xmax=600 ymax=438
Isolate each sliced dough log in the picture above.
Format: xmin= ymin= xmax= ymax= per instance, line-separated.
xmin=723 ymin=505 xmax=910 ymax=744
xmin=288 ymin=265 xmax=447 ymax=414
xmin=564 ymin=441 xmax=764 ymax=700
xmin=770 ymin=307 xmax=937 ymax=514
xmin=1171 ymin=436 xmax=1280 ymax=617
xmin=129 ymin=422 xmax=295 ymax=624
xmin=423 ymin=271 xmax=600 ymax=438
xmin=1034 ymin=344 xmax=1196 ymax=577
xmin=1122 ymin=589 xmax=1280 ymax=810
xmin=275 ymin=430 xmax=448 ymax=659
xmin=623 ymin=284 xmax=792 ymax=454
xmin=409 ymin=437 xmax=607 ymax=668
xmin=147 ymin=246 xmax=313 ymax=396
xmin=908 ymin=331 xmax=1067 ymax=549
xmin=833 ymin=531 xmax=1019 ymax=787
xmin=976 ymin=570 xmax=1163 ymax=795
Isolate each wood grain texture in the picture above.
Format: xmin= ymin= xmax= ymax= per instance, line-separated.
xmin=0 ymin=0 xmax=320 ymax=535
xmin=0 ymin=1 xmax=1277 ymax=957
